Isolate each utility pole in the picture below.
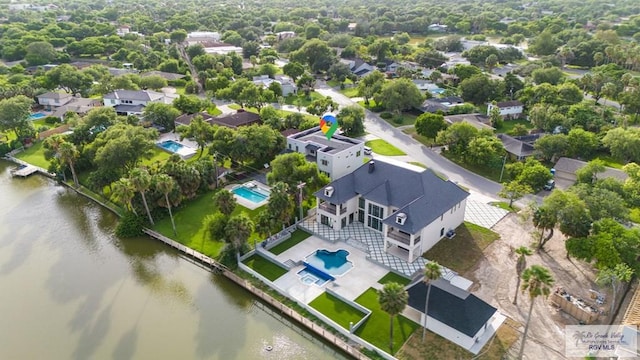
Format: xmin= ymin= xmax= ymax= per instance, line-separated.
xmin=499 ymin=153 xmax=508 ymax=182
xmin=297 ymin=182 xmax=306 ymax=223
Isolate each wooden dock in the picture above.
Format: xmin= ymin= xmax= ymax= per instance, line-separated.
xmin=10 ymin=164 xmax=39 ymax=177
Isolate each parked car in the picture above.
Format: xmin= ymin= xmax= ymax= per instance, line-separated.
xmin=543 ymin=179 xmax=555 ymax=191
xmin=364 ymin=146 xmax=372 ymax=155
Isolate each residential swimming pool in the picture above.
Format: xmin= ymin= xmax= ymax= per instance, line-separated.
xmin=232 ymin=184 xmax=270 ymax=204
xmin=297 ymin=268 xmax=330 ymax=286
xmin=304 ymin=249 xmax=353 ymax=277
xmin=157 ymin=140 xmax=197 ymax=158
xmin=29 ymin=112 xmax=46 ymax=120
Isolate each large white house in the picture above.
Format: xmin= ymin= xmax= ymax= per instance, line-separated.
xmin=314 ymin=159 xmax=469 ymax=262
xmin=103 ymin=90 xmax=171 ymax=116
xmin=487 ymin=100 xmax=524 ymax=119
xmin=286 ymin=126 xmax=364 ymax=180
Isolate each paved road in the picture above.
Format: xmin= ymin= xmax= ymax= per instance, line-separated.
xmin=315 ymin=84 xmax=506 ymax=201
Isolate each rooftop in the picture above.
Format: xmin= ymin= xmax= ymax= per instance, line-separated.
xmin=211 ymin=111 xmax=261 ymax=129
xmin=288 ymin=126 xmax=363 ymax=154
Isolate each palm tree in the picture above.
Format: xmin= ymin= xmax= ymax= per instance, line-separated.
xmin=155 ymin=174 xmax=177 ymax=236
xmin=267 ymin=182 xmax=293 ymax=225
xmin=225 ymin=214 xmax=254 ymax=255
xmin=422 ymin=261 xmax=442 ymax=342
xmin=513 ymin=246 xmax=533 ymax=305
xmin=111 ymin=178 xmax=136 ymax=214
xmin=129 ymin=168 xmax=154 ymax=225
xmin=213 ymin=189 xmax=237 ymax=216
xmin=378 ymin=282 xmax=409 ymax=353
xmin=533 ymin=206 xmax=557 ymax=251
xmin=517 ymin=265 xmax=554 ymax=359
xmin=58 ymin=142 xmax=80 ymax=188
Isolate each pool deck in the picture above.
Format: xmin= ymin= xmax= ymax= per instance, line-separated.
xmin=272 ymin=235 xmax=388 ymax=303
xmin=225 ymin=182 xmax=271 ymax=210
xmin=157 ymin=133 xmax=198 ymax=158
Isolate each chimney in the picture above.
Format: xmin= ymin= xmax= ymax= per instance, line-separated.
xmin=368 ymin=160 xmax=375 ymax=173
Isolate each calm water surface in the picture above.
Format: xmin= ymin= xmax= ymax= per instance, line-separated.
xmin=0 ymin=160 xmax=343 ymax=359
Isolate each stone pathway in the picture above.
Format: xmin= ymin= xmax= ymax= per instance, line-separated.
xmin=299 ymin=220 xmax=458 ymax=280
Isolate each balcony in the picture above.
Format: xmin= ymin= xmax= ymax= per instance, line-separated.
xmin=318 ymin=201 xmax=346 ymax=215
xmin=386 ymin=229 xmax=420 ymax=247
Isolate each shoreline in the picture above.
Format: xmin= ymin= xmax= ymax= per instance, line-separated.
xmin=1 ymin=156 xmax=368 ymax=360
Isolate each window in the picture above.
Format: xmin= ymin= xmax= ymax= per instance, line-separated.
xmin=367 ymin=203 xmax=384 ymax=231
xmin=321 ymin=159 xmax=328 ymax=166
xmin=356 ymin=150 xmax=361 ymax=157
xmin=321 ymin=215 xmax=329 ymax=225
xmin=440 ymin=214 xmax=443 ymax=221
xmin=358 ymin=197 xmax=365 ymax=209
xmin=440 ymin=227 xmax=445 ymax=236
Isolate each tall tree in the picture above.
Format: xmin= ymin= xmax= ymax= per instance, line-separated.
xmin=337 ymin=105 xmax=365 ymax=137
xmin=0 ymin=95 xmax=34 ymax=139
xmin=378 ymin=282 xmax=409 ymax=353
xmin=213 ymin=189 xmax=237 ymax=216
xmin=357 ymin=70 xmax=385 ymax=105
xmin=415 ymin=113 xmax=447 ymax=141
xmin=224 ymin=214 xmax=254 ymax=255
xmin=518 ymin=265 xmax=554 ymax=359
xmin=155 ymin=174 xmax=177 ymax=236
xmin=143 ymin=102 xmax=181 ymax=131
xmin=533 ymin=206 xmax=557 ymax=251
xmin=498 ymin=181 xmax=532 ymax=208
xmin=129 ymin=168 xmax=154 ymax=225
xmin=267 ymin=182 xmax=294 ymax=225
xmin=374 ymin=78 xmax=423 ymax=115
xmin=422 ymin=262 xmax=442 ymax=342
xmin=111 ymin=178 xmax=136 ymax=214
xmin=58 ymin=142 xmax=81 ymax=188
xmin=176 ymin=116 xmax=214 ymax=158
xmin=513 ymin=246 xmax=533 ymax=305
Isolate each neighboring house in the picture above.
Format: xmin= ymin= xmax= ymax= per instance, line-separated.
xmin=341 ymin=58 xmax=375 ymax=77
xmin=37 ymin=92 xmax=73 ymax=110
xmin=428 ymin=23 xmax=448 ymax=32
xmin=103 ymin=89 xmax=166 ymax=116
xmin=275 ymin=31 xmax=295 ymax=41
xmin=487 ymin=100 xmax=524 ymax=119
xmin=418 ymin=96 xmax=464 ymax=114
xmin=174 ymin=112 xmax=215 ymax=127
xmin=186 ymin=31 xmax=221 ymax=45
xmin=314 ymin=159 xmax=469 ymax=262
xmin=116 ymin=26 xmax=130 ymax=36
xmin=252 ymin=75 xmax=297 ymax=96
xmin=347 ymin=23 xmax=358 ymax=31
xmin=617 ymin=289 xmax=640 ymax=358
xmin=51 ymin=97 xmax=102 ymax=119
xmin=203 ymin=43 xmax=243 ymax=55
xmin=210 ymin=110 xmax=261 ymax=129
xmin=140 ymin=71 xmax=186 ymax=82
xmin=445 ymin=114 xmax=493 ymax=131
xmin=287 ymin=126 xmax=364 ymax=180
xmin=407 ymin=278 xmax=503 ymax=354
xmin=497 ymin=133 xmax=536 ymax=161
xmin=552 ymin=157 xmax=628 ymax=189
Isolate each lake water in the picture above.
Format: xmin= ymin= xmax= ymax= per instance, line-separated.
xmin=0 ymin=160 xmax=343 ymax=360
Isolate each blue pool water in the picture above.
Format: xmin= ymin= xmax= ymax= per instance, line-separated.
xmin=29 ymin=112 xmax=46 ymax=120
xmin=232 ymin=186 xmax=269 ymax=203
xmin=158 ymin=140 xmax=184 ymax=153
xmin=297 ymin=268 xmax=330 ymax=286
xmin=305 ymin=249 xmax=353 ymax=277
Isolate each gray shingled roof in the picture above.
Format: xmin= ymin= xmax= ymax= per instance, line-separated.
xmin=104 ymin=90 xmax=165 ymax=102
xmin=114 ymin=104 xmax=145 ymax=112
xmin=315 ymin=160 xmax=469 ymax=234
xmin=407 ymin=279 xmax=497 ymax=337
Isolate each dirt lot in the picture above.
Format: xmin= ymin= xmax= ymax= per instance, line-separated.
xmin=467 ymin=211 xmax=608 ymax=360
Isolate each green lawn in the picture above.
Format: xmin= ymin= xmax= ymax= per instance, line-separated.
xmin=378 ymin=272 xmax=411 ymax=286
xmin=269 ymin=229 xmax=312 ymax=255
xmin=403 ymin=127 xmax=436 ymax=147
xmin=355 ymin=288 xmax=420 ymax=355
xmin=408 ymin=162 xmax=427 ymax=169
xmin=387 ymin=113 xmax=418 ymax=127
xmin=630 ymin=208 xmax=640 ymax=224
xmin=242 ymin=254 xmax=288 ymax=281
xmin=152 ymin=190 xmax=262 ymax=258
xmin=31 ymin=118 xmax=53 ymax=130
xmin=207 ymin=106 xmax=222 ymax=116
xmin=595 ymin=155 xmax=625 ymax=169
xmin=489 ymin=201 xmax=520 ymax=212
xmin=340 ymin=87 xmax=359 ymax=98
xmin=327 ymin=78 xmax=353 ymax=88
xmin=423 ymin=222 xmax=500 ymax=275
xmin=142 ymin=147 xmax=172 ymax=166
xmin=309 ymin=292 xmax=366 ymax=329
xmin=14 ymin=141 xmax=51 ymax=169
xmin=357 ymin=100 xmax=383 ymax=112
xmin=365 ymin=139 xmax=406 ymax=156
xmin=495 ymin=119 xmax=534 ymax=134
xmin=284 ymin=91 xmax=323 ymax=107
